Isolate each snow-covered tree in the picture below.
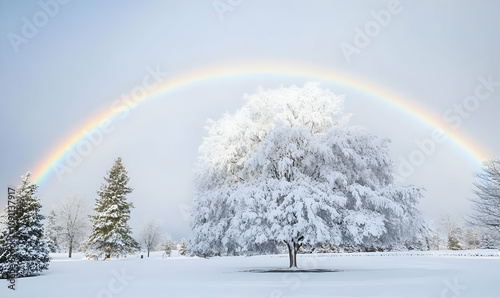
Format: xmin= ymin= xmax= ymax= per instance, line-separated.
xmin=83 ymin=158 xmax=140 ymax=259
xmin=480 ymin=234 xmax=496 ymax=249
xmin=44 ymin=209 xmax=62 ymax=253
xmin=468 ymin=157 xmax=500 ymax=240
xmin=0 ymin=172 xmax=50 ymax=278
xmin=0 ymin=212 xmax=6 ymax=239
xmin=139 ymin=219 xmax=162 ymax=257
xmin=463 ymin=228 xmax=480 ymax=250
xmin=55 ymin=194 xmax=89 ymax=258
xmin=159 ymin=235 xmax=173 ymax=257
xmin=447 ymin=233 xmax=461 ymax=250
xmin=179 ymin=238 xmax=188 ymax=256
xmin=190 ymin=84 xmax=429 ymax=267
xmin=442 ymin=216 xmax=463 ymax=250
xmin=429 ymin=229 xmax=442 ymax=251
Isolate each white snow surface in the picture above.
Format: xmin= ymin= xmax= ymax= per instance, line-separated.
xmin=1 ymin=250 xmax=499 ymax=298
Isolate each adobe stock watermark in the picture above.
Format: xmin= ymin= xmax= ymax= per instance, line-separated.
xmin=3 ymin=187 xmax=17 ymax=290
xmin=7 ymin=0 xmax=71 ymax=54
xmin=340 ymin=0 xmax=403 ymax=63
xmin=394 ymin=74 xmax=499 ymax=183
xmin=213 ymin=0 xmax=242 ymax=21
xmin=87 ymin=268 xmax=134 ymax=298
xmin=440 ymin=277 xmax=466 ymax=298
xmin=52 ymin=65 xmax=168 ymax=182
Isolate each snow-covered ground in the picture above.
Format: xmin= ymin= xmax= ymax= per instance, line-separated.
xmin=2 ymin=250 xmax=499 ymax=298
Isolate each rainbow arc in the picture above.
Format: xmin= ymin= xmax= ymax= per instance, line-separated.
xmin=32 ymin=61 xmax=489 ymax=185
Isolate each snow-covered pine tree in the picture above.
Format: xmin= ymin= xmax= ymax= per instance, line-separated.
xmin=447 ymin=233 xmax=461 ymax=250
xmin=164 ymin=242 xmax=172 ymax=257
xmin=44 ymin=209 xmax=61 ymax=253
xmin=442 ymin=217 xmax=463 ymax=250
xmin=447 ymin=228 xmax=462 ymax=250
xmin=159 ymin=237 xmax=173 ymax=257
xmin=83 ymin=158 xmax=140 ymax=260
xmin=429 ymin=230 xmax=441 ymax=250
xmin=480 ymin=234 xmax=496 ymax=249
xmin=179 ymin=238 xmax=188 ymax=256
xmin=0 ymin=172 xmax=50 ymax=278
xmin=190 ymin=83 xmax=429 ymax=267
xmin=463 ymin=228 xmax=480 ymax=250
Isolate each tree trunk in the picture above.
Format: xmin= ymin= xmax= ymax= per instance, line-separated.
xmin=285 ymin=237 xmax=304 ymax=268
xmin=68 ymin=239 xmax=73 ymax=258
xmin=285 ymin=240 xmax=301 ymax=268
xmin=291 ymin=243 xmax=297 ymax=268
xmin=293 ymin=242 xmax=299 ymax=268
xmin=147 ymin=249 xmax=150 ymax=257
xmin=285 ymin=241 xmax=293 ymax=268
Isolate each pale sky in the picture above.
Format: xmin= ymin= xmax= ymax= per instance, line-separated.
xmin=1 ymin=0 xmax=499 ymax=239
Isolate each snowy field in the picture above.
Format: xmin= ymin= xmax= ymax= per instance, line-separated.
xmin=2 ymin=250 xmax=499 ymax=298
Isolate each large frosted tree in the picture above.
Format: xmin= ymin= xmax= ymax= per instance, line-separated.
xmin=0 ymin=172 xmax=50 ymax=278
xmin=84 ymin=158 xmax=140 ymax=259
xmin=468 ymin=157 xmax=500 ymax=242
xmin=190 ymin=83 xmax=428 ymax=267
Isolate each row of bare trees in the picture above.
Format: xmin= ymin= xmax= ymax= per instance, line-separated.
xmin=429 ymin=216 xmax=488 ymax=251
xmin=45 ymin=196 xmax=182 ymax=258
xmin=128 ymin=218 xmax=188 ymax=257
xmin=427 ymin=157 xmax=500 ymax=251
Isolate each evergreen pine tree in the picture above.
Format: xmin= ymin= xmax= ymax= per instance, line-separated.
xmin=430 ymin=231 xmax=441 ymax=250
xmin=84 ymin=158 xmax=140 ymax=259
xmin=44 ymin=209 xmax=61 ymax=253
xmin=447 ymin=229 xmax=462 ymax=250
xmin=481 ymin=234 xmax=496 ymax=249
xmin=463 ymin=228 xmax=480 ymax=250
xmin=179 ymin=238 xmax=188 ymax=256
xmin=162 ymin=240 xmax=173 ymax=257
xmin=0 ymin=172 xmax=50 ymax=278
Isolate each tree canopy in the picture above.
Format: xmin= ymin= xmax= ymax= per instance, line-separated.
xmin=190 ymin=84 xmax=428 ymax=267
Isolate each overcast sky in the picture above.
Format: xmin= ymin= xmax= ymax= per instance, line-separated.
xmin=1 ymin=0 xmax=499 ymax=239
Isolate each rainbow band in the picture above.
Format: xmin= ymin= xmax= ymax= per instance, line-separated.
xmin=32 ymin=61 xmax=489 ymax=185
